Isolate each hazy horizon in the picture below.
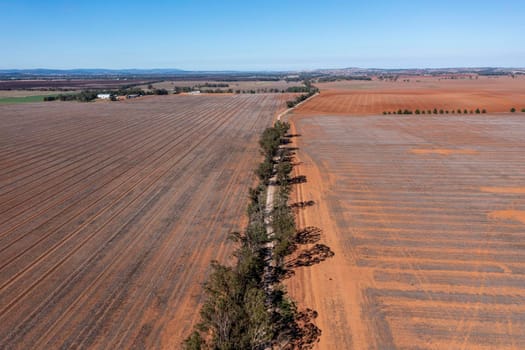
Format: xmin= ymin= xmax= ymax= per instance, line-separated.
xmin=1 ymin=0 xmax=524 ymax=70
xmin=1 ymin=66 xmax=525 ymax=73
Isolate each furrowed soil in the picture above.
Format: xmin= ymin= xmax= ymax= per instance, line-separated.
xmin=295 ymin=76 xmax=525 ymax=115
xmin=287 ymin=113 xmax=525 ymax=349
xmin=0 ymin=94 xmax=289 ymax=349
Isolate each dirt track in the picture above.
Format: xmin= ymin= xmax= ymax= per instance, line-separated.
xmin=287 ymin=114 xmax=525 ymax=349
xmin=295 ymin=76 xmax=525 ymax=115
xmin=0 ymin=94 xmax=288 ymax=349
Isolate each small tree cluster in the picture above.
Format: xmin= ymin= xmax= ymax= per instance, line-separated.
xmin=152 ymin=88 xmax=169 ymax=95
xmin=116 ymin=87 xmax=145 ymax=96
xmin=173 ymin=86 xmax=193 ymax=94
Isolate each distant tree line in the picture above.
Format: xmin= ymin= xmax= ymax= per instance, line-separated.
xmin=200 ymin=88 xmax=235 ymax=93
xmin=383 ymin=108 xmax=488 ymax=115
xmin=117 ymin=87 xmax=145 ymax=96
xmin=235 ymin=88 xmax=284 ymax=94
xmin=43 ymin=86 xmax=169 ymax=102
xmin=377 ymin=75 xmax=399 ymax=82
xmin=219 ymin=77 xmax=282 ymax=82
xmin=151 ymin=88 xmax=169 ymax=95
xmin=285 ymin=86 xmax=312 ymax=93
xmin=477 ymin=70 xmax=509 ymax=76
xmin=286 ymin=81 xmax=319 ymax=108
xmin=174 ymin=85 xmax=311 ymax=95
xmin=196 ymin=82 xmax=230 ymax=88
xmin=283 ymin=72 xmax=324 ymax=83
xmin=173 ymin=86 xmax=194 ymax=93
xmin=44 ymin=91 xmax=102 ymax=102
xmin=316 ymin=75 xmax=372 ymax=83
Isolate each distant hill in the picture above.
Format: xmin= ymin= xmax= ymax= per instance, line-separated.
xmin=314 ymin=67 xmax=525 ymax=76
xmin=0 ymin=68 xmax=293 ymax=81
xmin=1 ymin=67 xmax=523 ymax=82
xmin=0 ymin=68 xmax=188 ymax=76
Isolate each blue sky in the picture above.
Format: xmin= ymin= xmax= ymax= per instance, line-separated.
xmin=1 ymin=0 xmax=524 ymax=70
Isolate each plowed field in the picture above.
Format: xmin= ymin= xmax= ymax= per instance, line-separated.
xmin=295 ymin=76 xmax=525 ymax=115
xmin=287 ymin=114 xmax=525 ymax=349
xmin=0 ymin=94 xmax=288 ymax=349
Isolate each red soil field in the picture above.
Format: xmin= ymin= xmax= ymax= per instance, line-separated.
xmin=0 ymin=94 xmax=289 ymax=349
xmin=295 ymin=76 xmax=525 ymax=115
xmin=286 ymin=114 xmax=525 ymax=349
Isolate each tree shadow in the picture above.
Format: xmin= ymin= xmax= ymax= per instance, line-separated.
xmin=282 ymin=154 xmax=295 ymax=163
xmin=283 ymin=146 xmax=299 ymax=152
xmin=285 ymin=133 xmax=302 ymax=138
xmin=270 ymin=287 xmax=321 ymax=349
xmin=274 ymin=227 xmax=331 ymax=282
xmin=270 ymin=226 xmax=326 ymax=283
xmin=286 ymin=244 xmax=335 ymax=269
xmin=292 ymin=308 xmax=322 ymax=349
xmin=295 ymin=226 xmax=322 ymax=244
xmin=270 ymin=265 xmax=295 ymax=281
xmin=269 ymin=229 xmax=328 ymax=348
xmin=278 ymin=308 xmax=322 ymax=349
xmin=290 ymin=200 xmax=315 ymax=210
xmin=290 ymin=175 xmax=307 ymax=184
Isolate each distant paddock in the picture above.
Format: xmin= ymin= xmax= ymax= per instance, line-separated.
xmin=295 ymin=75 xmax=525 ymax=115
